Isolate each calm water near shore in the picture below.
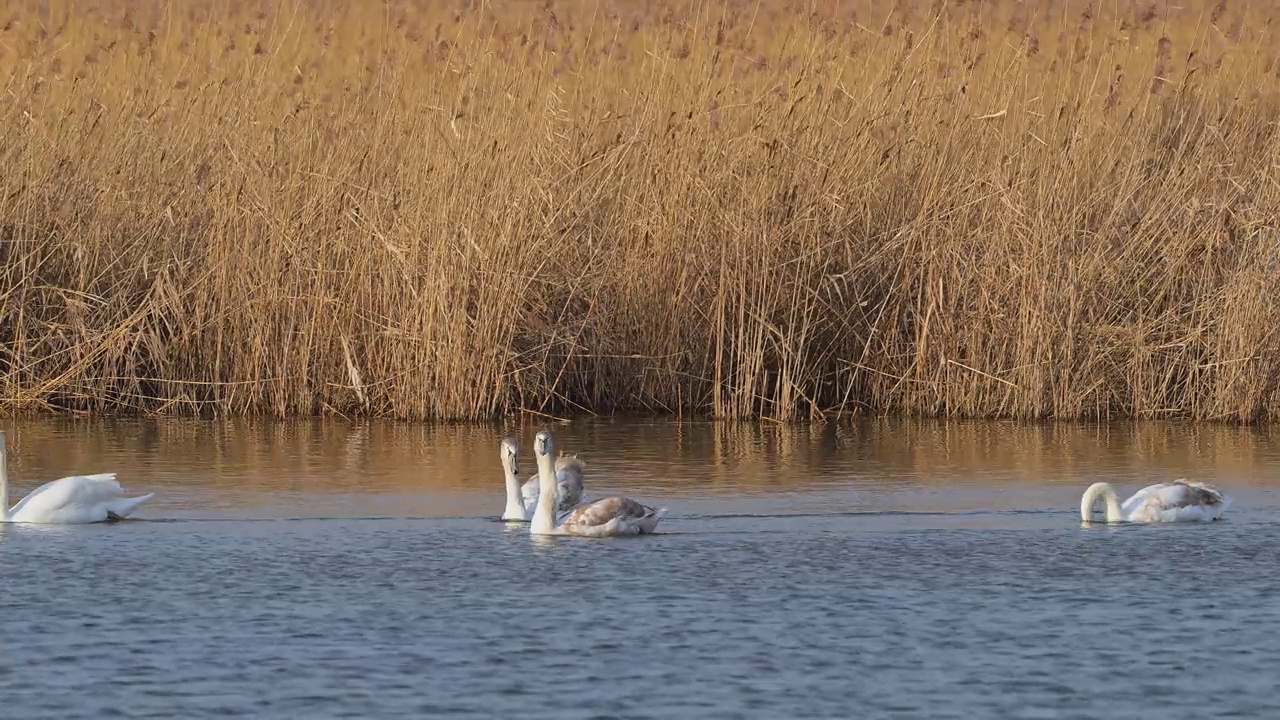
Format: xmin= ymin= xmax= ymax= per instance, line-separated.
xmin=2 ymin=418 xmax=1279 ymax=718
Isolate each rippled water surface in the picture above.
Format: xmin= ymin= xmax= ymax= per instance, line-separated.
xmin=3 ymin=418 xmax=1280 ymax=718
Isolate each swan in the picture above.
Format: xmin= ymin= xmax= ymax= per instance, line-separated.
xmin=0 ymin=431 xmax=154 ymax=524
xmin=500 ymin=436 xmax=529 ymax=521
xmin=1080 ymin=479 xmax=1232 ymax=524
xmin=500 ymin=435 xmax=584 ymax=522
xmin=529 ymin=430 xmax=666 ymax=537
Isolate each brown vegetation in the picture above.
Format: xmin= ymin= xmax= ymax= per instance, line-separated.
xmin=1 ymin=0 xmax=1278 ymax=422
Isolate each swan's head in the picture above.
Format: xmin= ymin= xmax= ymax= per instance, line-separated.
xmin=500 ymin=435 xmax=520 ymax=476
xmin=535 ymin=430 xmax=554 ymax=459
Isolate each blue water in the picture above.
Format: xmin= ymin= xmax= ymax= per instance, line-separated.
xmin=1 ymin=419 xmax=1278 ymax=718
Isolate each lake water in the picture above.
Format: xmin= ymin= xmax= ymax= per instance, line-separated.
xmin=2 ymin=418 xmax=1279 ymax=718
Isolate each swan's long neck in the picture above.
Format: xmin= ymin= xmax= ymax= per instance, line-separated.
xmin=1081 ymin=482 xmax=1123 ymax=523
xmin=0 ymin=433 xmax=9 ymax=521
xmin=501 ymin=455 xmax=526 ymax=520
xmin=530 ymin=448 xmax=559 ymax=534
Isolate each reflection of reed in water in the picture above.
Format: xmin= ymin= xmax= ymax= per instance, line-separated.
xmin=858 ymin=419 xmax=1280 ymax=488
xmin=0 ymin=419 xmax=1275 ymax=506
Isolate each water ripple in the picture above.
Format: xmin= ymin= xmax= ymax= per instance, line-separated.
xmin=3 ymin=515 xmax=1278 ymax=719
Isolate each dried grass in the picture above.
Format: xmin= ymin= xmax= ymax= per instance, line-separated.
xmin=1 ymin=0 xmax=1279 ymax=422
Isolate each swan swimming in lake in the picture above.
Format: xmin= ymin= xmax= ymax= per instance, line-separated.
xmin=0 ymin=432 xmax=154 ymax=524
xmin=499 ymin=435 xmax=585 ymax=522
xmin=1080 ymin=479 xmax=1232 ymax=524
xmin=529 ymin=430 xmax=666 ymax=537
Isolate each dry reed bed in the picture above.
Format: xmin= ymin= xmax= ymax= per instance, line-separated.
xmin=1 ymin=0 xmax=1278 ymax=421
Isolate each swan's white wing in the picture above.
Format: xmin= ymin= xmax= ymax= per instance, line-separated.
xmin=8 ymin=473 xmax=122 ymax=522
xmin=1127 ymin=480 xmax=1230 ymax=523
xmin=1175 ymin=480 xmax=1230 ymax=506
xmin=1121 ymin=483 xmax=1172 ymax=515
xmin=558 ymin=497 xmax=667 ymax=537
xmin=520 ymin=475 xmax=539 ymax=511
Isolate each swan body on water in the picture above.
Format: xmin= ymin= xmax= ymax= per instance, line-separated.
xmin=0 ymin=432 xmax=154 ymax=524
xmin=1080 ymin=479 xmax=1231 ymax=524
xmin=499 ymin=436 xmax=584 ymax=522
xmin=529 ymin=430 xmax=666 ymax=537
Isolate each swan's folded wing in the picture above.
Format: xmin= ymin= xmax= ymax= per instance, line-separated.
xmin=1121 ymin=482 xmax=1171 ymax=514
xmin=7 ymin=473 xmax=122 ymax=517
xmin=562 ymin=497 xmax=655 ymax=529
xmin=1157 ymin=480 xmax=1227 ymax=508
xmin=1125 ymin=480 xmax=1228 ymax=522
xmin=520 ymin=475 xmax=539 ymax=509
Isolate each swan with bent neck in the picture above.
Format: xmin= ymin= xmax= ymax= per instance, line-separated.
xmin=1080 ymin=479 xmax=1231 ymax=524
xmin=529 ymin=430 xmax=666 ymax=537
xmin=0 ymin=432 xmax=154 ymax=524
xmin=499 ymin=435 xmax=585 ymax=522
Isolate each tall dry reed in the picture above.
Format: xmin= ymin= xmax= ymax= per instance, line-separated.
xmin=1 ymin=0 xmax=1278 ymax=422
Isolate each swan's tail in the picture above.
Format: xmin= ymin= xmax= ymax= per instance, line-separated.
xmin=637 ymin=506 xmax=669 ymax=534
xmin=104 ymin=493 xmax=154 ymax=519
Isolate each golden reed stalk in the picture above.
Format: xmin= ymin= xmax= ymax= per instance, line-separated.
xmin=1 ymin=0 xmax=1278 ymax=422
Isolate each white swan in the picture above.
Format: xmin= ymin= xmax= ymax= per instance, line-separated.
xmin=1080 ymin=479 xmax=1232 ymax=524
xmin=0 ymin=432 xmax=154 ymax=524
xmin=500 ymin=436 xmax=530 ymax=521
xmin=529 ymin=430 xmax=666 ymax=537
xmin=499 ymin=435 xmax=585 ymax=521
